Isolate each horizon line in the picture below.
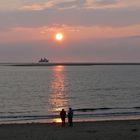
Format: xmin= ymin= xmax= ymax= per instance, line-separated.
xmin=1 ymin=62 xmax=140 ymax=66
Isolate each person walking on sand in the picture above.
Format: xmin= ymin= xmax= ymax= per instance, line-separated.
xmin=60 ymin=109 xmax=66 ymax=127
xmin=68 ymin=108 xmax=73 ymax=127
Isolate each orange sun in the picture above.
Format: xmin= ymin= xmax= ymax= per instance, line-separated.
xmin=55 ymin=33 xmax=64 ymax=41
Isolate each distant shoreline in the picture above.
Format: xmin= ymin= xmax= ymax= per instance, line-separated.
xmin=1 ymin=62 xmax=140 ymax=66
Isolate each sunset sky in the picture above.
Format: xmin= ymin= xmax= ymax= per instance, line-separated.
xmin=0 ymin=0 xmax=140 ymax=62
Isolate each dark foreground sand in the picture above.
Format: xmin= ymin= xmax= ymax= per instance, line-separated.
xmin=0 ymin=120 xmax=140 ymax=140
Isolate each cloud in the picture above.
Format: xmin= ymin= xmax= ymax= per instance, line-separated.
xmin=20 ymin=0 xmax=86 ymax=11
xmin=0 ymin=25 xmax=80 ymax=43
xmin=0 ymin=7 xmax=140 ymax=31
xmin=54 ymin=0 xmax=86 ymax=10
xmin=85 ymin=0 xmax=120 ymax=9
xmin=19 ymin=0 xmax=114 ymax=11
xmin=0 ymin=24 xmax=139 ymax=44
xmin=0 ymin=0 xmax=140 ymax=12
xmin=84 ymin=0 xmax=140 ymax=9
xmin=95 ymin=0 xmax=118 ymax=5
xmin=0 ymin=0 xmax=23 ymax=11
xmin=40 ymin=24 xmax=81 ymax=33
xmin=19 ymin=0 xmax=140 ymax=11
xmin=20 ymin=1 xmax=54 ymax=11
xmin=20 ymin=0 xmax=77 ymax=11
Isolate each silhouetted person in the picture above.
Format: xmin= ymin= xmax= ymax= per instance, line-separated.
xmin=68 ymin=108 xmax=73 ymax=126
xmin=60 ymin=109 xmax=66 ymax=127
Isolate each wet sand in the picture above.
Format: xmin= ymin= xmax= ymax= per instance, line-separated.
xmin=0 ymin=119 xmax=140 ymax=140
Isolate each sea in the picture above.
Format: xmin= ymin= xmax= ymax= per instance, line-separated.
xmin=0 ymin=64 xmax=140 ymax=124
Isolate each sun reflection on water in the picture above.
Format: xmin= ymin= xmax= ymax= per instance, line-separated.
xmin=49 ymin=66 xmax=69 ymax=116
xmin=53 ymin=118 xmax=61 ymax=123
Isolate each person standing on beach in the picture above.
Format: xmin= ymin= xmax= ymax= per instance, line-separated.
xmin=68 ymin=108 xmax=73 ymax=126
xmin=60 ymin=109 xmax=66 ymax=127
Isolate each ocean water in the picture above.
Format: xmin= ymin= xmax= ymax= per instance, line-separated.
xmin=0 ymin=65 xmax=140 ymax=123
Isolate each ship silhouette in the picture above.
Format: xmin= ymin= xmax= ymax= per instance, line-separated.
xmin=38 ymin=57 xmax=49 ymax=63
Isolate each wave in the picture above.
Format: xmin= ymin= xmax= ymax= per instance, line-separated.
xmin=0 ymin=114 xmax=60 ymax=123
xmin=74 ymin=106 xmax=140 ymax=112
xmin=1 ymin=111 xmax=140 ymax=123
xmin=0 ymin=107 xmax=140 ymax=123
xmin=0 ymin=114 xmax=59 ymax=119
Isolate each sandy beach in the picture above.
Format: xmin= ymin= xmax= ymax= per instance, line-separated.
xmin=0 ymin=119 xmax=140 ymax=140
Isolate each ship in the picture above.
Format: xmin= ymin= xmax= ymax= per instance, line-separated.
xmin=38 ymin=57 xmax=49 ymax=63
